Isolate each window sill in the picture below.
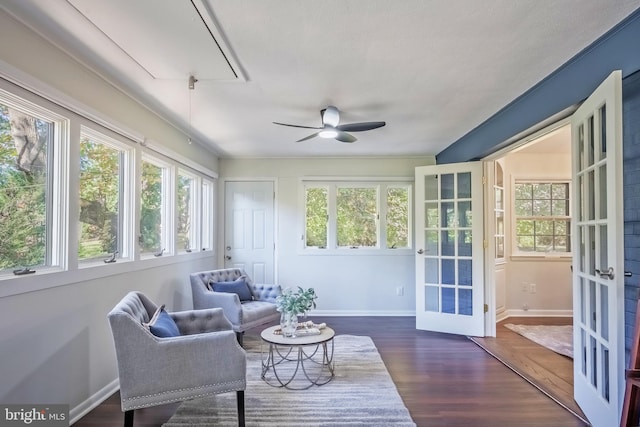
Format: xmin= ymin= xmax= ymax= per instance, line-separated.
xmin=510 ymin=253 xmax=572 ymax=261
xmin=299 ymin=248 xmax=414 ymax=256
xmin=0 ymin=250 xmax=213 ymax=299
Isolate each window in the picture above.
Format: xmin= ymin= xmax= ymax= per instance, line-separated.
xmin=1 ymin=77 xmax=218 ymax=289
xmin=140 ymin=157 xmax=171 ymax=257
xmin=386 ymin=186 xmax=409 ymax=249
xmin=78 ymin=128 xmax=130 ymax=262
xmin=201 ymin=178 xmax=214 ymax=251
xmin=177 ymin=169 xmax=198 ymax=253
xmin=514 ymin=181 xmax=570 ymax=253
xmin=337 ymin=187 xmax=378 ymax=247
xmin=304 ymin=181 xmax=411 ymax=251
xmin=0 ymin=101 xmax=55 ymax=270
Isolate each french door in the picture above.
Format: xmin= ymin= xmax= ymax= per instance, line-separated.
xmin=572 ymin=70 xmax=624 ymax=427
xmin=224 ymin=180 xmax=275 ymax=283
xmin=415 ymin=162 xmax=485 ymax=336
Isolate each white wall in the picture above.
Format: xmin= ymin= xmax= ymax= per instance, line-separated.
xmin=502 ymin=151 xmax=572 ymax=316
xmin=0 ymin=11 xmax=220 ymax=421
xmin=219 ymin=157 xmax=435 ymax=315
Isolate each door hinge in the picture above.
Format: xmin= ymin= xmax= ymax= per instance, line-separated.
xmin=483 ymin=239 xmax=488 ymax=249
xmin=484 ymin=304 xmax=488 ymax=313
xmin=482 ymin=175 xmax=486 ymax=185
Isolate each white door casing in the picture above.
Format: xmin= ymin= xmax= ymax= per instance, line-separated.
xmin=415 ymin=162 xmax=485 ymax=337
xmin=224 ymin=181 xmax=275 ymax=283
xmin=571 ymin=70 xmax=624 ymax=427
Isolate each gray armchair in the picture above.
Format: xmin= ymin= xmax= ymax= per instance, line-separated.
xmin=190 ymin=268 xmax=281 ymax=345
xmin=107 ymin=291 xmax=246 ymax=427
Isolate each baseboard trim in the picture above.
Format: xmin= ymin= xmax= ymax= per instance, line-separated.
xmin=502 ymin=309 xmax=573 ymax=318
xmin=311 ymin=310 xmax=416 ymax=317
xmin=70 ymin=378 xmax=119 ymax=425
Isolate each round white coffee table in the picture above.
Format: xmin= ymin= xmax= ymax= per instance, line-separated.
xmin=260 ymin=325 xmax=335 ymax=390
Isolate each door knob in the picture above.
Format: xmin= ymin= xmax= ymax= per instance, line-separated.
xmin=225 ymin=255 xmax=232 ymax=261
xmin=595 ymin=267 xmax=614 ymax=279
xmin=417 ymin=249 xmax=424 ymax=254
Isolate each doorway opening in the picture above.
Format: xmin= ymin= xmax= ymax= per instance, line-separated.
xmin=475 ymin=122 xmax=588 ymax=421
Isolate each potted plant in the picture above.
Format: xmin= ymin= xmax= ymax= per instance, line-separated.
xmin=276 ymin=286 xmax=317 ymax=337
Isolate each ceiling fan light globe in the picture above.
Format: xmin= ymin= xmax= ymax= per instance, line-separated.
xmin=319 ymin=129 xmax=338 ymax=139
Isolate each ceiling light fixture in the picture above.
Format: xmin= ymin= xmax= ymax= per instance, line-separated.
xmin=318 ymin=129 xmax=338 ymax=139
xmin=188 ymin=75 xmax=198 ymax=144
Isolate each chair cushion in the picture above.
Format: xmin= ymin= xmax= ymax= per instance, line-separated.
xmin=145 ymin=305 xmax=180 ymax=338
xmin=210 ymin=278 xmax=253 ymax=302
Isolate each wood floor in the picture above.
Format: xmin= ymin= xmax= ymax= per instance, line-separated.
xmin=75 ymin=317 xmax=588 ymax=427
xmin=470 ymin=317 xmax=587 ymax=424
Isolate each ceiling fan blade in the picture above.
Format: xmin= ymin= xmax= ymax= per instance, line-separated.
xmin=273 ymin=122 xmax=322 ymax=130
xmin=335 ymin=132 xmax=357 ymax=143
xmin=336 ymin=121 xmax=386 ymax=132
xmin=322 ymin=106 xmax=340 ymax=127
xmin=296 ymin=133 xmax=319 ymax=142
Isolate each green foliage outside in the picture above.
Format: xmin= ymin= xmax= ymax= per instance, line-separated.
xmin=0 ymin=105 xmax=47 ymax=269
xmin=177 ymin=174 xmax=192 ymax=251
xmin=337 ymin=187 xmax=377 ymax=247
xmin=140 ymin=161 xmax=162 ymax=253
xmin=305 ymin=187 xmax=327 ymax=247
xmin=78 ymin=137 xmax=120 ymax=259
xmin=305 ymin=185 xmax=409 ymax=249
xmin=386 ymin=187 xmax=408 ymax=248
xmin=515 ymin=182 xmax=570 ymax=252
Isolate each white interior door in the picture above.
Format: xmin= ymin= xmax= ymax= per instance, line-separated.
xmin=224 ymin=181 xmax=275 ymax=283
xmin=415 ymin=162 xmax=485 ymax=336
xmin=572 ymin=70 xmax=624 ymax=427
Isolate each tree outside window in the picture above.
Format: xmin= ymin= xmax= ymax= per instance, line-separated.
xmin=304 ymin=182 xmax=410 ymax=250
xmin=140 ymin=159 xmax=166 ymax=255
xmin=177 ymin=171 xmax=197 ymax=253
xmin=78 ymin=133 xmax=122 ymax=260
xmin=0 ymin=104 xmax=51 ymax=270
xmin=514 ymin=182 xmax=570 ymax=253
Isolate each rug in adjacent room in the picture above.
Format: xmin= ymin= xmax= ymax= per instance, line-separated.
xmin=503 ymin=323 xmax=573 ymax=358
xmin=163 ymin=334 xmax=416 ymax=427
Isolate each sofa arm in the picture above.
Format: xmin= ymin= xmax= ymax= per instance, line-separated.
xmin=171 ymin=307 xmax=233 ymax=335
xmin=118 ymin=329 xmax=246 ymax=409
xmin=196 ymin=291 xmax=242 ymax=325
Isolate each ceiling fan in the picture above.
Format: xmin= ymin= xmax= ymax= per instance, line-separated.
xmin=273 ymin=105 xmax=385 ymax=143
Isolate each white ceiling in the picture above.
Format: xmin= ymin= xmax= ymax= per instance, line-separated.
xmin=3 ymin=0 xmax=640 ymax=158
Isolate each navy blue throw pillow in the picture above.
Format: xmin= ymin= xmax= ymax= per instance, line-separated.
xmin=146 ymin=305 xmax=180 ymax=338
xmin=210 ymin=278 xmax=253 ymax=302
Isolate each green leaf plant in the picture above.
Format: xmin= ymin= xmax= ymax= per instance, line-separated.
xmin=275 ymin=286 xmax=317 ymax=316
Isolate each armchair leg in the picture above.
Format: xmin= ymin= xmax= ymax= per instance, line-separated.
xmin=124 ymin=410 xmax=134 ymax=427
xmin=237 ymin=390 xmax=245 ymax=427
xmin=236 ymin=331 xmax=244 ymax=347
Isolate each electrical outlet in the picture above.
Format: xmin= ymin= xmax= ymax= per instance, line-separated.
xmin=396 ymin=286 xmax=404 ymax=296
xmin=523 ymin=303 xmax=529 ymax=311
xmin=521 ymin=282 xmax=529 ymax=292
xmin=530 ymin=283 xmax=537 ymax=294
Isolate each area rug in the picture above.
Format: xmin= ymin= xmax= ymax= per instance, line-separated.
xmin=163 ymin=335 xmax=416 ymax=427
xmin=503 ymin=323 xmax=573 ymax=358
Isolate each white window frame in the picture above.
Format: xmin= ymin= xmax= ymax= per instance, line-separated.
xmin=176 ymin=168 xmax=200 ymax=254
xmin=301 ymin=178 xmax=413 ymax=255
xmin=511 ymin=177 xmax=572 ymax=258
xmin=201 ymin=178 xmax=215 ymax=252
xmin=0 ymin=85 xmax=69 ymax=274
xmin=139 ymin=153 xmax=173 ymax=259
xmin=78 ymin=125 xmax=135 ymax=266
xmin=0 ymin=75 xmax=218 ymax=298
